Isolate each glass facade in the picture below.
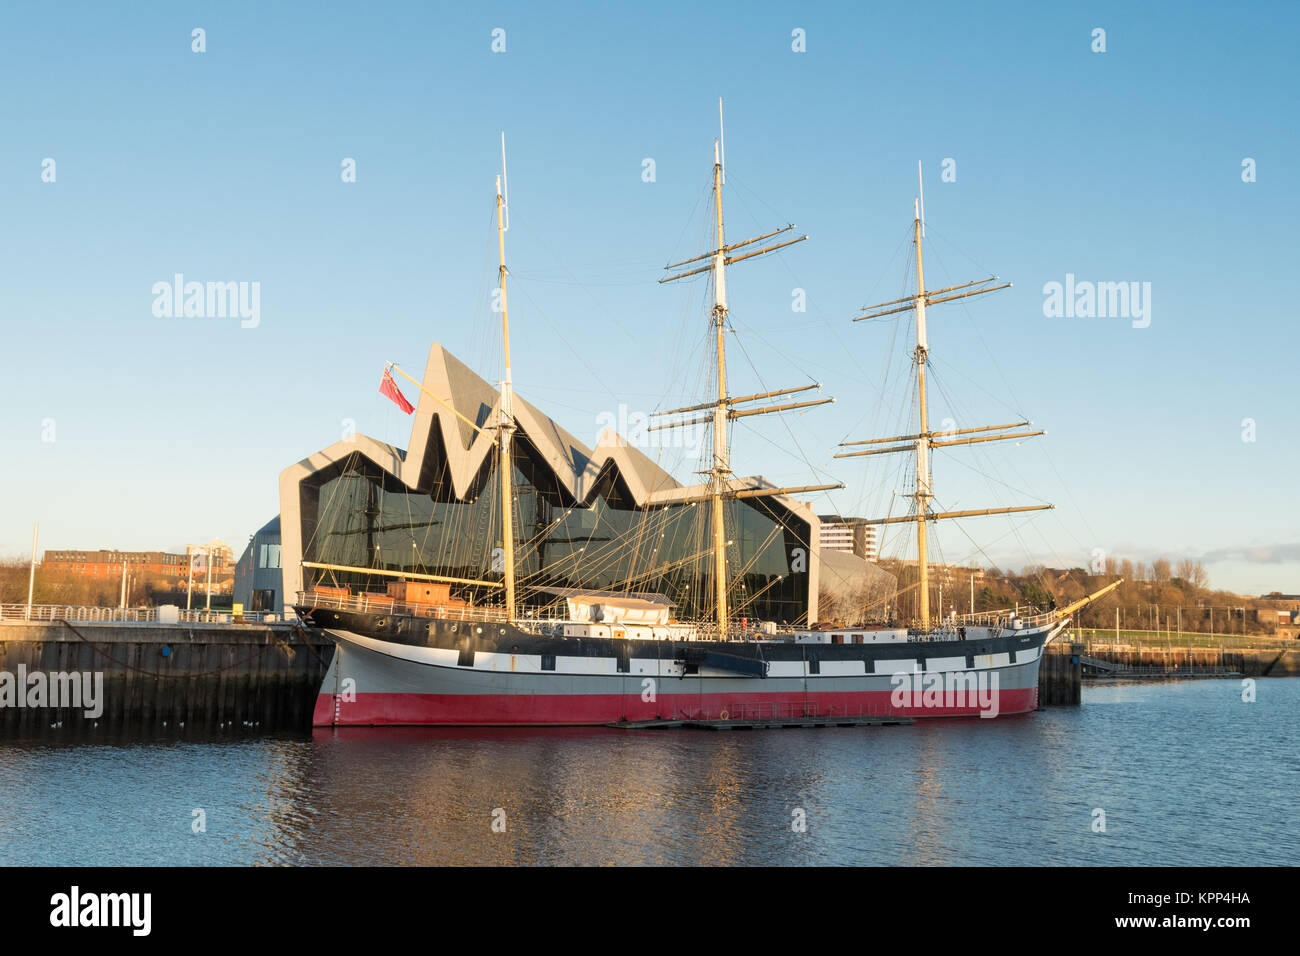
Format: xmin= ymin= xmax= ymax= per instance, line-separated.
xmin=299 ymin=443 xmax=812 ymax=624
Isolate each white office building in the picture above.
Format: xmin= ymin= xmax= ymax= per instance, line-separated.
xmin=818 ymin=516 xmax=879 ymax=561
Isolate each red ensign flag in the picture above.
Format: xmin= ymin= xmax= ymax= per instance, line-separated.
xmin=379 ymin=369 xmax=415 ymax=414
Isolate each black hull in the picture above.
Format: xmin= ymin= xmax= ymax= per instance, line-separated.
xmin=295 ymin=604 xmax=1050 ymax=674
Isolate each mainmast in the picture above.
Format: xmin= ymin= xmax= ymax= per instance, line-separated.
xmin=837 ymin=162 xmax=1051 ymax=632
xmin=496 ymin=133 xmax=516 ymax=622
xmin=656 ymin=101 xmax=841 ymax=639
xmin=709 ymin=136 xmax=731 ymax=637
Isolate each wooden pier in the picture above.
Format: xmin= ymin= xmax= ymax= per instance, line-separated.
xmin=1073 ymin=641 xmax=1299 ymax=678
xmin=1038 ymin=641 xmax=1083 ymax=706
xmin=1079 ymin=655 xmax=1241 ymax=679
xmin=0 ymin=620 xmax=334 ymax=738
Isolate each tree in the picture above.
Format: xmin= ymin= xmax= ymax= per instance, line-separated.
xmin=1175 ymin=559 xmax=1209 ymax=591
xmin=1152 ymin=558 xmax=1172 ymax=586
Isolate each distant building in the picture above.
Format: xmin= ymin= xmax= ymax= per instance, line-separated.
xmin=817 ymin=516 xmax=878 ymax=561
xmin=233 ymin=517 xmax=283 ymax=613
xmin=43 ymin=549 xmax=230 ymax=579
xmin=41 ymin=547 xmax=234 ymax=594
xmin=185 ymin=539 xmax=235 ymax=568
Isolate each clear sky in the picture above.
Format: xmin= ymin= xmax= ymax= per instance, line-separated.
xmin=1 ymin=1 xmax=1296 ymax=594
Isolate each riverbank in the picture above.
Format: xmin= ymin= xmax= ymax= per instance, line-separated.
xmin=1071 ymin=628 xmax=1299 ymax=677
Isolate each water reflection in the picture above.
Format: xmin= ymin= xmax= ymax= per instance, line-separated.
xmin=0 ymin=679 xmax=1295 ymax=866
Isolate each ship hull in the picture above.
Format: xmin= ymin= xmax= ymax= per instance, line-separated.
xmin=302 ymin=608 xmax=1056 ymax=726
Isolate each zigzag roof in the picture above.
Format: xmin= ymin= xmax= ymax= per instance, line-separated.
xmin=276 ymin=343 xmax=822 ymax=617
xmin=350 ymin=343 xmax=813 ymax=519
xmin=399 ymin=344 xmax=681 ymax=505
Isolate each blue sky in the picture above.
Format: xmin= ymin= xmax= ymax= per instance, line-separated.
xmin=1 ymin=1 xmax=1296 ymax=594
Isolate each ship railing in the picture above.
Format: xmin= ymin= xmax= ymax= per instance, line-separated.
xmin=507 ymin=617 xmax=710 ymax=640
xmin=907 ymin=628 xmax=969 ymax=642
xmin=953 ymin=610 xmax=1010 ymax=628
xmin=295 ymin=590 xmax=508 ymax=623
xmin=689 ymin=623 xmax=791 ymax=643
xmin=954 ymin=606 xmax=1058 ymax=630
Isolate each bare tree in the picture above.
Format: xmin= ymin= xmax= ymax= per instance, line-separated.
xmin=1177 ymin=559 xmax=1209 ymax=591
xmin=1152 ymin=558 xmax=1172 ymax=586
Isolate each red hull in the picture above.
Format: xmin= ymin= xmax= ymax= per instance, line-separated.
xmin=313 ymin=687 xmax=1039 ymax=726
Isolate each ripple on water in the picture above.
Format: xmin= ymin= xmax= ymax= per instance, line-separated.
xmin=0 ymin=679 xmax=1294 ymax=866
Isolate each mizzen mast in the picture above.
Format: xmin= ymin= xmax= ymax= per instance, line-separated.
xmin=837 ymin=162 xmax=1049 ymax=632
xmin=655 ymin=101 xmax=840 ymax=639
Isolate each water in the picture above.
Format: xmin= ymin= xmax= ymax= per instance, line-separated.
xmin=1 ymin=679 xmax=1295 ymax=866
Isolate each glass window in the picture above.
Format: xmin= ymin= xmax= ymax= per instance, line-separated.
xmin=300 ymin=449 xmax=812 ymax=624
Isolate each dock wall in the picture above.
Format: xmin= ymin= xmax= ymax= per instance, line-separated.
xmin=1080 ymin=642 xmax=1300 ymax=678
xmin=0 ymin=621 xmax=333 ymax=738
xmin=1038 ymin=642 xmax=1082 ymax=706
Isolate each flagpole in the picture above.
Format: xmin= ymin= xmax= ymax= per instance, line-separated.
xmin=385 ymin=363 xmax=490 ymax=437
xmin=205 ymin=544 xmax=213 ymax=612
xmin=25 ymin=522 xmax=38 ymax=621
xmin=187 ymin=546 xmax=194 ymax=611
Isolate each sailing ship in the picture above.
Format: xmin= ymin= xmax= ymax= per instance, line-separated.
xmin=294 ymin=119 xmax=1119 ymax=727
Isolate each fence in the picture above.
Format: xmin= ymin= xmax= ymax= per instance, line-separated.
xmin=0 ymin=604 xmax=284 ymax=624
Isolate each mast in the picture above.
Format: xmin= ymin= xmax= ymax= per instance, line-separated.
xmin=912 ymin=179 xmax=932 ymax=630
xmin=496 ymin=133 xmax=516 ymax=622
xmin=838 ymin=162 xmax=1052 ymax=631
xmin=657 ymin=101 xmax=841 ymax=639
xmin=710 ymin=135 xmax=730 ymax=639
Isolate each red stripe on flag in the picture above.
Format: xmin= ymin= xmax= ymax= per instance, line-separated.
xmin=379 ymin=369 xmax=415 ymax=414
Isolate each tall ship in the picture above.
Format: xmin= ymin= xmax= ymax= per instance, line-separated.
xmin=292 ymin=117 xmax=1117 ymax=726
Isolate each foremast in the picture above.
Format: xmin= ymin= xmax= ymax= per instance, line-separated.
xmin=837 ymin=163 xmax=1051 ymax=632
xmin=708 ymin=139 xmax=730 ymax=638
xmin=383 ymin=136 xmax=520 ymax=621
xmin=496 ymin=134 xmax=517 ymax=622
xmin=655 ymin=101 xmax=841 ymax=640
